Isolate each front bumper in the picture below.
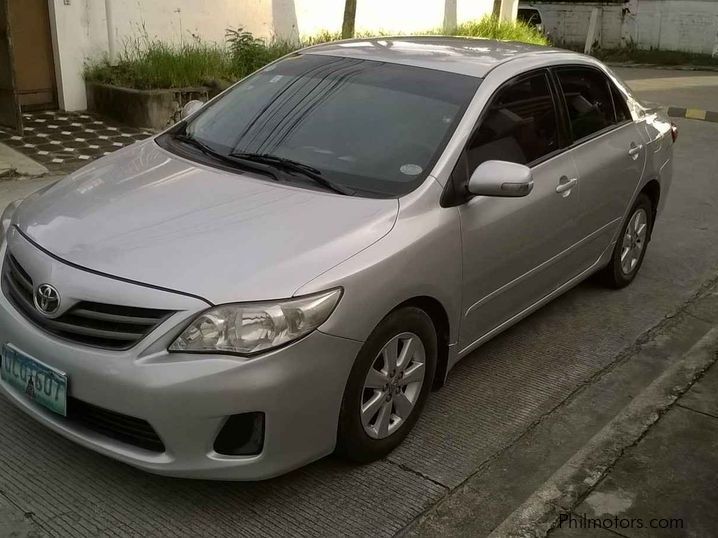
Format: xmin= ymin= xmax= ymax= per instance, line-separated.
xmin=0 ymin=237 xmax=362 ymax=480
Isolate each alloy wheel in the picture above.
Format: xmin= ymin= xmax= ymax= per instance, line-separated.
xmin=620 ymin=208 xmax=648 ymax=275
xmin=360 ymin=332 xmax=426 ymax=439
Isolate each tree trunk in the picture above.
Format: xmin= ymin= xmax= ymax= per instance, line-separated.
xmin=342 ymin=0 xmax=357 ymax=39
xmin=443 ymin=0 xmax=457 ymax=33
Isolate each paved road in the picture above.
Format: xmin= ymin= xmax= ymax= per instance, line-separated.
xmin=0 ymin=69 xmax=717 ymax=537
xmin=614 ymin=66 xmax=718 ymax=112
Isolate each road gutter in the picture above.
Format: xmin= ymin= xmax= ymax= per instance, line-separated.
xmin=488 ymin=327 xmax=718 ymax=538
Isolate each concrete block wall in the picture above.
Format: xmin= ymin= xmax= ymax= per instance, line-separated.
xmin=530 ymin=2 xmax=624 ymax=48
xmin=527 ymin=0 xmax=718 ymax=55
xmin=634 ymin=0 xmax=718 ymax=54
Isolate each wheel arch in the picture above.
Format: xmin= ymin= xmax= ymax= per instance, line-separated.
xmin=391 ymin=295 xmax=451 ymax=390
xmin=639 ymin=179 xmax=660 ymax=237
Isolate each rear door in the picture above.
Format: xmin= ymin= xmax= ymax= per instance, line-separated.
xmin=0 ymin=0 xmax=22 ymax=133
xmin=553 ymin=66 xmax=646 ymax=264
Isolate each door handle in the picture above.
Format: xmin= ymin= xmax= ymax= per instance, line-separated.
xmin=628 ymin=143 xmax=643 ymax=158
xmin=556 ymin=177 xmax=577 ymax=195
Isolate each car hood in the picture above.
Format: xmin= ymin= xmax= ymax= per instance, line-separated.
xmin=14 ymin=140 xmax=399 ymax=304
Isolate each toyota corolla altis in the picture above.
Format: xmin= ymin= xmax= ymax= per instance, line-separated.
xmin=0 ymin=37 xmax=674 ymax=480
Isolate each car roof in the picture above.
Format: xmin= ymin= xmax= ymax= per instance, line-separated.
xmin=303 ymin=36 xmax=570 ymax=78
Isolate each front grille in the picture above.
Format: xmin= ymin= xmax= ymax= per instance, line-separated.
xmin=67 ymin=397 xmax=165 ymax=453
xmin=1 ymin=253 xmax=175 ymax=350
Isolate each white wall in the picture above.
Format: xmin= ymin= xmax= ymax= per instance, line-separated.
xmin=528 ymin=0 xmax=718 ymax=54
xmin=292 ymin=0 xmax=493 ymax=35
xmin=631 ymin=0 xmax=718 ymax=54
xmin=48 ymin=0 xmax=108 ymax=112
xmin=48 ymin=0 xmax=493 ymax=111
xmin=522 ymin=1 xmax=624 ymax=49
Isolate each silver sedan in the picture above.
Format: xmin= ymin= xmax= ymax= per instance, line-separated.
xmin=0 ymin=37 xmax=675 ymax=479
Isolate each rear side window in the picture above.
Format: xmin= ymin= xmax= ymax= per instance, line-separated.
xmin=556 ymin=67 xmax=616 ymax=141
xmin=466 ymin=71 xmax=559 ymax=173
xmin=611 ymin=83 xmax=631 ymax=122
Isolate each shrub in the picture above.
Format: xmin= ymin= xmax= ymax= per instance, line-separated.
xmin=226 ymin=28 xmax=295 ymax=79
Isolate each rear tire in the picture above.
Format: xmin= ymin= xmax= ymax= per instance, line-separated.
xmin=599 ymin=193 xmax=653 ymax=288
xmin=336 ymin=307 xmax=437 ymax=463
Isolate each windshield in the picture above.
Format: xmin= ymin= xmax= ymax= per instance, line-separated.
xmin=170 ymin=54 xmax=480 ymax=197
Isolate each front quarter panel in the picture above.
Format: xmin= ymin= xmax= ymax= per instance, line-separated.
xmin=295 ymin=178 xmax=462 ymax=347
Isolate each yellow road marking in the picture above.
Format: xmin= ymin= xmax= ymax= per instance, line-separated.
xmin=685 ymin=108 xmax=707 ymax=120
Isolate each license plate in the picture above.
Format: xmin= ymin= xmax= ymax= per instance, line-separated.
xmin=1 ymin=344 xmax=68 ymax=416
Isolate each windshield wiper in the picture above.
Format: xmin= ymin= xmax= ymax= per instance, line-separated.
xmin=231 ymin=152 xmax=355 ymax=196
xmin=173 ymin=134 xmax=280 ymax=181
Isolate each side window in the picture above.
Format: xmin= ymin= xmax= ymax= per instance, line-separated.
xmin=610 ymin=82 xmax=631 ymax=123
xmin=556 ymin=67 xmax=616 ymax=141
xmin=466 ymin=72 xmax=559 ymax=174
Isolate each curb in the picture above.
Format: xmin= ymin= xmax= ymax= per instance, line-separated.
xmin=487 ymin=327 xmax=718 ymax=538
xmin=667 ymin=106 xmax=718 ymax=124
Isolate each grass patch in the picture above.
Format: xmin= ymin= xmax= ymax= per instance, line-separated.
xmin=84 ymin=15 xmax=551 ymax=90
xmin=448 ymin=17 xmax=549 ymax=45
xmin=593 ymin=46 xmax=718 ymax=68
xmin=84 ymin=39 xmax=236 ymax=90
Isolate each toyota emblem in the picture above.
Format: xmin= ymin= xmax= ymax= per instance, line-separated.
xmin=34 ymin=284 xmax=61 ymax=315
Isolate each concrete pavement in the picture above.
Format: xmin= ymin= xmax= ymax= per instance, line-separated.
xmin=406 ymin=288 xmax=718 ymax=537
xmin=0 ymin=144 xmax=47 ymax=179
xmin=614 ymin=67 xmax=718 ymax=113
xmin=0 ymin=68 xmax=717 ymax=537
xmin=551 ymin=325 xmax=718 ymax=537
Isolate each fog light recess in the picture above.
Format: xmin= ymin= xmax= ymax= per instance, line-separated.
xmin=214 ymin=412 xmax=265 ymax=456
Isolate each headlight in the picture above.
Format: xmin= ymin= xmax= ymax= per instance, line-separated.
xmin=0 ymin=200 xmax=22 ymax=246
xmin=169 ymin=288 xmax=342 ymax=355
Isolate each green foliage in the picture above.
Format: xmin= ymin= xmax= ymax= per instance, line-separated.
xmin=84 ymin=37 xmax=236 ymax=90
xmin=448 ymin=15 xmax=550 ymax=45
xmin=301 ymin=30 xmax=343 ymax=46
xmin=84 ymin=17 xmax=551 ymax=90
xmin=225 ymin=28 xmax=296 ymax=79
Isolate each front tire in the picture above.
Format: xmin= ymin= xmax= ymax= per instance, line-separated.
xmin=599 ymin=193 xmax=653 ymax=288
xmin=336 ymin=307 xmax=437 ymax=463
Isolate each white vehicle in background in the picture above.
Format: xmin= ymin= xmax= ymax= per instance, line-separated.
xmin=518 ymin=4 xmax=545 ymax=34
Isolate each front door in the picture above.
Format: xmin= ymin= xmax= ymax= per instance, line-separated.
xmin=456 ymin=70 xmax=584 ymax=353
xmin=0 ymin=0 xmax=22 ymax=132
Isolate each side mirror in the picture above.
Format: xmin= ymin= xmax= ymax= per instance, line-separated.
xmin=467 ymin=160 xmax=534 ymax=198
xmin=181 ymin=100 xmax=205 ymax=119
